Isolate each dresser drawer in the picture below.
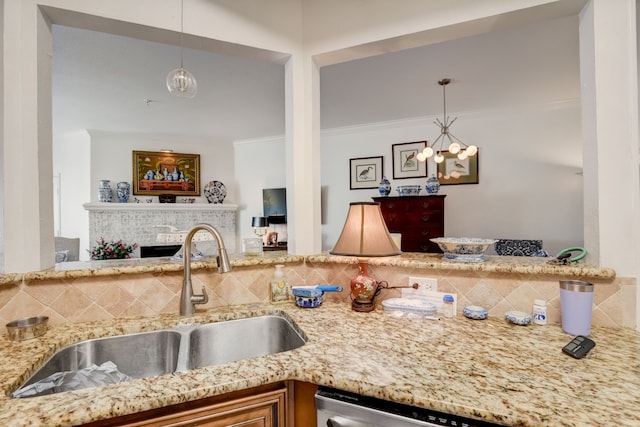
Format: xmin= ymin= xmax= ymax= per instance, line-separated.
xmin=373 ymin=195 xmax=446 ymax=253
xmin=401 ymin=239 xmax=440 ymax=253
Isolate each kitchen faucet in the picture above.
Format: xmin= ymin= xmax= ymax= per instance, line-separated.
xmin=180 ymin=223 xmax=232 ymax=316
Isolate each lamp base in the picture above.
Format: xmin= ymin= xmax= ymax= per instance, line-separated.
xmin=350 ymin=261 xmax=380 ymax=312
xmin=351 ymin=299 xmax=375 ymax=312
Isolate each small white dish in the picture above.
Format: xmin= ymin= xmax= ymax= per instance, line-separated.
xmin=463 ymin=305 xmax=488 ymax=320
xmin=505 ymin=311 xmax=532 ymax=325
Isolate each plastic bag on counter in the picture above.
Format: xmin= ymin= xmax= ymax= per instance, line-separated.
xmin=12 ymin=361 xmax=132 ymax=398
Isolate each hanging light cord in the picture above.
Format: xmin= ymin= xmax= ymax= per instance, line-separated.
xmin=179 ymin=0 xmax=184 ymax=68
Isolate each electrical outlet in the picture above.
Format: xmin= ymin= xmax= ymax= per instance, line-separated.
xmin=402 ymin=276 xmax=438 ymax=298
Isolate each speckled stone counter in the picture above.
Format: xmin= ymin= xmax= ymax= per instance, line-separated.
xmin=308 ymin=253 xmax=616 ymax=279
xmin=0 ymin=302 xmax=637 ymax=426
xmin=5 ymin=251 xmax=615 ymax=284
xmin=21 ymin=252 xmax=304 ymax=281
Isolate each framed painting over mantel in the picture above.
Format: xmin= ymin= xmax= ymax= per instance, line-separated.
xmin=132 ymin=150 xmax=201 ymax=196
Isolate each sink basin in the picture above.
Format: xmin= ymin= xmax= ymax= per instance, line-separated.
xmin=187 ymin=315 xmax=306 ymax=369
xmin=21 ymin=330 xmax=182 ymax=388
xmin=14 ymin=314 xmax=306 ymax=398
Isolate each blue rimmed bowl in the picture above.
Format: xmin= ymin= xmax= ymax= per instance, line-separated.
xmin=295 ymin=294 xmax=323 ymax=308
xmin=463 ymin=306 xmax=488 ymax=320
xmin=505 ymin=311 xmax=532 ymax=326
xmin=396 ymin=185 xmax=421 ymax=196
xmin=430 ymin=237 xmax=497 ymax=262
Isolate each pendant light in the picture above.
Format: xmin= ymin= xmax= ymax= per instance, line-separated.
xmin=166 ymin=0 xmax=197 ymax=98
xmin=417 ymin=78 xmax=477 ymax=163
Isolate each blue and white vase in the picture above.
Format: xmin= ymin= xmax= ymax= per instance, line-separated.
xmin=425 ymin=174 xmax=440 ymax=194
xmin=116 ymin=181 xmax=130 ymax=203
xmin=98 ymin=180 xmax=113 ymax=202
xmin=378 ymin=176 xmax=391 ymax=196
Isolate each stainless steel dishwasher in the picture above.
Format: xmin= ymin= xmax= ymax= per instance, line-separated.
xmin=316 ymin=387 xmax=504 ymax=427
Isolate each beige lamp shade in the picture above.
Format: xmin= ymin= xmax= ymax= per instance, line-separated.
xmin=330 ymin=202 xmax=401 ymax=257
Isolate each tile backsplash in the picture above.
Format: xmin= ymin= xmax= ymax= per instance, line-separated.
xmin=0 ymin=261 xmax=635 ymax=330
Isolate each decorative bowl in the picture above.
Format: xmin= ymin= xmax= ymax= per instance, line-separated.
xmin=396 ymin=185 xmax=421 ymax=196
xmin=6 ymin=316 xmax=49 ymax=341
xmin=430 ymin=237 xmax=497 ymax=262
xmin=295 ymin=294 xmax=323 ymax=308
xmin=505 ymin=311 xmax=532 ymax=326
xmin=463 ymin=305 xmax=488 ymax=320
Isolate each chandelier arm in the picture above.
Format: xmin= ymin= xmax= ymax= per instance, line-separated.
xmin=446 ymin=131 xmax=468 ymax=148
xmin=429 ymin=133 xmax=444 ymax=148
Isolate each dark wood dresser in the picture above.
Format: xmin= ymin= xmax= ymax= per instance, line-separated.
xmin=372 ymin=195 xmax=445 ymax=252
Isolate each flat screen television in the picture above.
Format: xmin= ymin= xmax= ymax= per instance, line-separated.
xmin=263 ymin=188 xmax=287 ymax=224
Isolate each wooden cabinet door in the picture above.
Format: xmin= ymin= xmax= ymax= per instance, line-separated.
xmin=103 ymin=386 xmax=287 ymax=427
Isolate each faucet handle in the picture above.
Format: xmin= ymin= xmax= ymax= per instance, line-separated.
xmin=191 ymin=286 xmax=209 ymax=305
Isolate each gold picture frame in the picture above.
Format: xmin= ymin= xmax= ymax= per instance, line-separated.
xmin=437 ymin=150 xmax=479 ymax=185
xmin=132 ymin=150 xmax=201 ymax=196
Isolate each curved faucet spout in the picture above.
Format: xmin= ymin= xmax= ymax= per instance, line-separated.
xmin=180 ymin=223 xmax=232 ymax=316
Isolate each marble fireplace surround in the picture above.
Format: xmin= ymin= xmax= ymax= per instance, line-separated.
xmin=83 ymin=203 xmax=238 ymax=257
xmin=0 ymin=252 xmax=633 ymax=330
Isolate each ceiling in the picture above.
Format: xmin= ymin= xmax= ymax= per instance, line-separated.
xmin=52 ymin=14 xmax=580 ymax=142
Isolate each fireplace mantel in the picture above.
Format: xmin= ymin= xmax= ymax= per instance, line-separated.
xmin=83 ymin=203 xmax=238 ymax=212
xmin=83 ymin=203 xmax=238 ymax=255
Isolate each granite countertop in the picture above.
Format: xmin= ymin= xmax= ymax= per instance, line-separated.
xmin=0 ymin=302 xmax=638 ymax=427
xmin=1 ymin=252 xmax=615 ymax=285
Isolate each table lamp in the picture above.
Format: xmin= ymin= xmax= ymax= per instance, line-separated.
xmin=330 ymin=202 xmax=401 ymax=312
xmin=252 ymin=216 xmax=269 ymax=237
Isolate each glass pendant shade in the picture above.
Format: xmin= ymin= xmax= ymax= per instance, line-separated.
xmin=166 ymin=67 xmax=197 ymax=98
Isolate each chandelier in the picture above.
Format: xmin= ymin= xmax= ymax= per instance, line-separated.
xmin=166 ymin=0 xmax=197 ymax=98
xmin=417 ymin=78 xmax=477 ymax=163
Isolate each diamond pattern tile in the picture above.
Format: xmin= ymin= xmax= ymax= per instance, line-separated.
xmin=0 ymin=261 xmax=632 ymax=329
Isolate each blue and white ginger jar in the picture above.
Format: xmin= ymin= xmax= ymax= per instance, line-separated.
xmin=378 ymin=176 xmax=391 ymax=196
xmin=425 ymin=174 xmax=440 ymax=194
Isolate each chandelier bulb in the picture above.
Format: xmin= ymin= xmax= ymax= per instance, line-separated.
xmin=416 ymin=152 xmax=427 ymax=162
xmin=423 ymin=146 xmax=434 ymax=158
xmin=466 ymin=145 xmax=478 ymax=156
xmin=448 ymin=142 xmax=461 ymax=154
xmin=457 ymin=150 xmax=469 ymax=160
xmin=434 ymin=152 xmax=445 ymax=163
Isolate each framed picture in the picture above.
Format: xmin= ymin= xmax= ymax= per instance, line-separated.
xmin=350 ymin=156 xmax=383 ymax=190
xmin=132 ymin=150 xmax=201 ymax=196
xmin=437 ymin=150 xmax=479 ymax=185
xmin=392 ymin=141 xmax=427 ymax=179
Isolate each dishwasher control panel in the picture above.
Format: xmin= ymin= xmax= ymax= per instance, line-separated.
xmin=316 ymin=387 xmax=505 ymax=427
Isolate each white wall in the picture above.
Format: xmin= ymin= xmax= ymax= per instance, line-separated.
xmin=53 ymin=131 xmax=235 ymax=257
xmin=52 ymin=130 xmax=91 ymax=259
xmin=89 ymin=131 xmax=235 ymax=204
xmin=321 ymin=102 xmax=583 ymax=256
xmin=234 ymin=136 xmax=286 ymax=251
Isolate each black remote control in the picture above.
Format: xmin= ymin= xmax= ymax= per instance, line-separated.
xmin=562 ymin=335 xmax=595 ymax=359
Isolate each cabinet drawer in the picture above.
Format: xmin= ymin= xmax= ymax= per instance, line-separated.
xmin=402 ymin=212 xmax=443 ymax=225
xmin=374 ymin=197 xmax=444 ymax=213
xmin=402 ymin=239 xmax=440 ymax=253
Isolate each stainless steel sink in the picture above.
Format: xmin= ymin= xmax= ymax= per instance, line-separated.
xmin=22 ymin=330 xmax=182 ymax=387
xmin=187 ymin=315 xmax=306 ymax=369
xmin=14 ymin=314 xmax=306 ymax=398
